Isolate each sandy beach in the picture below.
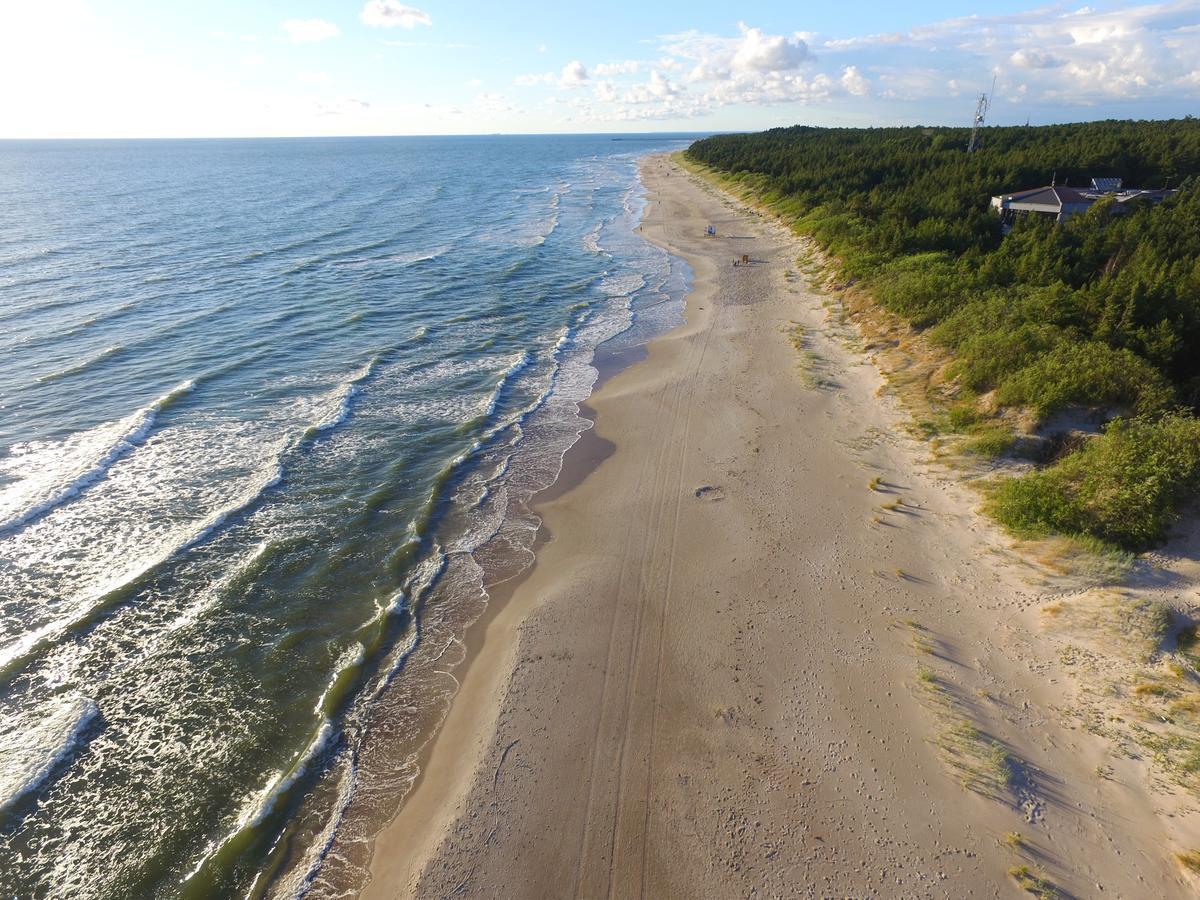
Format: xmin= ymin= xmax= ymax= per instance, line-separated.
xmin=359 ymin=153 xmax=1200 ymax=898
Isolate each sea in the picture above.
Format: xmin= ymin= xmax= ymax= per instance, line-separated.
xmin=0 ymin=134 xmax=695 ymax=898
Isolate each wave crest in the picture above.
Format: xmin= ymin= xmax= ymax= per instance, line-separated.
xmin=0 ymin=696 xmax=101 ymax=816
xmin=0 ymin=379 xmax=195 ymax=537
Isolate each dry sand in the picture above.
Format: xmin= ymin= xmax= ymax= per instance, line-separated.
xmin=359 ymin=154 xmax=1200 ymax=898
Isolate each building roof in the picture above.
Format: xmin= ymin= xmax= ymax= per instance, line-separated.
xmin=991 ymin=182 xmax=1178 ymax=224
xmin=1001 ymin=185 xmax=1090 ymax=207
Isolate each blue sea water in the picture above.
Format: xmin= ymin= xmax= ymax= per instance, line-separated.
xmin=0 ymin=134 xmax=694 ymax=897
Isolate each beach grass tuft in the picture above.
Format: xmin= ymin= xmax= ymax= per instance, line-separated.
xmin=1008 ymin=864 xmax=1060 ymax=898
xmin=1176 ymin=850 xmax=1200 ymax=874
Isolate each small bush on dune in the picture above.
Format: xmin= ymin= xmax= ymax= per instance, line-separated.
xmin=995 ymin=342 xmax=1174 ymax=420
xmin=961 ymin=426 xmax=1015 ymax=458
xmin=986 ymin=413 xmax=1200 ymax=547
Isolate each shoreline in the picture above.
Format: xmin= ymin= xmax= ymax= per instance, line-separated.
xmin=352 ymin=161 xmax=697 ymax=900
xmin=358 ymin=153 xmax=1197 ymax=898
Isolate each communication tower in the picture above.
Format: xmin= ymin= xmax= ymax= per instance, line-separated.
xmin=967 ymin=76 xmax=997 ymax=153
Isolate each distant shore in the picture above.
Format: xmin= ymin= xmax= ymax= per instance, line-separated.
xmin=357 ymin=153 xmax=1197 ymax=898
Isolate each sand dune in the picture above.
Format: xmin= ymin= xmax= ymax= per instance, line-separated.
xmin=360 ymin=154 xmax=1199 ymax=898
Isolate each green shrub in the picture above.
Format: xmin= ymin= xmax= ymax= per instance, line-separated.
xmin=995 ymin=342 xmax=1174 ymax=419
xmin=946 ymin=403 xmax=981 ymax=429
xmin=946 ymin=322 xmax=1064 ymax=392
xmin=873 ymin=266 xmax=962 ymax=326
xmin=961 ymin=426 xmax=1015 ymax=458
xmin=986 ymin=413 xmax=1200 ymax=547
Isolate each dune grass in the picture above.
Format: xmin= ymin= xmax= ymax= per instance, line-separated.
xmin=1177 ymin=850 xmax=1200 ymax=874
xmin=1008 ymin=864 xmax=1060 ymax=898
xmin=913 ymin=651 xmax=1023 ymax=800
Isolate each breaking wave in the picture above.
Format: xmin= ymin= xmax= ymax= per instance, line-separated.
xmin=0 ymin=379 xmax=195 ymax=536
xmin=0 ymin=697 xmax=101 ymax=817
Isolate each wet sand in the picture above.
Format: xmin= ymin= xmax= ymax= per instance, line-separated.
xmin=358 ymin=154 xmax=1198 ymax=898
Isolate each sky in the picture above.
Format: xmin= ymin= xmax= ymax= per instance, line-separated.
xmin=1 ymin=0 xmax=1198 ymax=138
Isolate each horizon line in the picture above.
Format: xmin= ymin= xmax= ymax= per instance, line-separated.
xmin=1 ymin=115 xmax=1194 ymax=142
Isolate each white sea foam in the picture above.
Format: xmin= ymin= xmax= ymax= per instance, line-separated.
xmin=389 ymin=246 xmax=450 ymax=265
xmin=0 ymin=378 xmax=195 ymax=536
xmin=0 ymin=138 xmax=696 ymax=899
xmin=0 ymin=355 xmax=402 ymax=677
xmin=307 ymin=357 xmax=380 ymax=437
xmin=486 ymin=187 xmax=563 ymax=248
xmin=0 ymin=696 xmax=100 ymax=815
xmin=478 ymin=350 xmax=533 ymax=419
xmin=234 ymin=143 xmax=700 ymax=900
xmin=377 ymin=548 xmax=447 ymax=685
xmin=582 ymin=222 xmax=606 ymax=255
xmin=180 ymin=716 xmax=341 ymax=892
xmin=314 ymin=643 xmax=366 ymax=717
xmin=0 ymin=453 xmax=286 ymax=678
xmin=598 ymin=270 xmax=646 ymax=298
xmin=163 ymin=539 xmax=274 ymax=634
xmin=250 ymin=721 xmax=336 ymax=827
xmin=329 ymin=245 xmax=449 ymax=269
xmin=256 ymin=750 xmax=359 ymax=900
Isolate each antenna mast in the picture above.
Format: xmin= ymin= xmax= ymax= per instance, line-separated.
xmin=967 ymin=75 xmax=997 ymax=153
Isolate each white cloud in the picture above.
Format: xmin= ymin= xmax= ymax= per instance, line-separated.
xmin=628 ymin=21 xmax=843 ymax=116
xmin=538 ymin=43 xmax=548 ymax=53
xmin=13 ymin=0 xmax=1199 ymax=138
xmin=1011 ymin=49 xmax=1066 ymax=69
xmin=594 ymin=59 xmax=640 ymax=76
xmin=841 ymin=65 xmax=870 ymax=96
xmin=281 ymin=19 xmax=340 ymax=44
xmin=481 ymin=7 xmax=1200 ymax=126
xmin=465 ymin=77 xmax=483 ymax=88
xmin=698 ymin=70 xmax=837 ymax=107
xmin=594 ymin=79 xmax=618 ymax=102
xmin=560 ymin=59 xmax=589 ymax=86
xmin=360 ymin=1 xmax=432 ymax=29
xmin=472 ymin=92 xmax=519 ymax=115
xmin=515 ymin=71 xmax=555 ymax=86
xmin=875 ymin=67 xmax=951 ymax=101
xmin=731 ymin=24 xmax=809 ymax=73
xmin=815 ymin=1 xmax=1200 ymax=103
xmin=648 ymin=70 xmax=678 ymax=97
xmin=664 ymin=22 xmax=811 ymax=84
xmin=623 ymin=70 xmax=683 ymax=104
xmin=298 ymin=70 xmax=331 ymax=85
